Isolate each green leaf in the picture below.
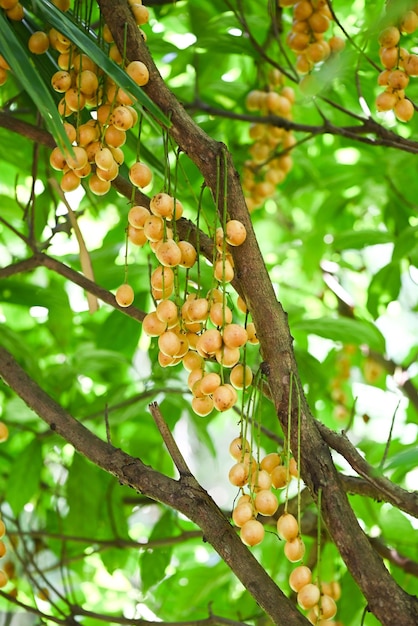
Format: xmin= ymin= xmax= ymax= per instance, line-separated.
xmin=332 ymin=229 xmax=393 ymax=250
xmin=292 ymin=317 xmax=386 ymax=353
xmin=6 ymin=438 xmax=43 ymax=515
xmin=35 ymin=0 xmax=171 ymax=127
xmin=140 ymin=510 xmax=174 ymax=592
xmin=0 ymin=11 xmax=72 ymax=153
xmin=367 ymin=262 xmax=402 ymax=318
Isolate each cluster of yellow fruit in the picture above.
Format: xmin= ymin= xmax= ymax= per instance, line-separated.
xmin=0 ymin=0 xmax=24 ymax=21
xmin=46 ymin=2 xmax=149 ymax=195
xmin=228 ymin=437 xmax=299 ymax=545
xmin=0 ymin=0 xmax=151 ymax=194
xmin=376 ymin=7 xmax=418 ymax=122
xmin=290 ymin=564 xmax=341 ymax=624
xmin=115 ymin=192 xmax=259 ymax=416
xmin=0 ymin=422 xmax=8 ymax=589
xmin=243 ymin=69 xmax=296 ymax=211
xmin=279 ymin=0 xmax=345 ymax=74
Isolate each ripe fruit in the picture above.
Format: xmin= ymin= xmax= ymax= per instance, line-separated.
xmin=0 ymin=519 xmax=5 ymax=538
xmin=126 ymin=60 xmax=149 ymax=86
xmin=0 ymin=541 xmax=6 ymax=558
xmin=314 ymin=594 xmax=337 ymax=620
xmin=297 ymin=583 xmax=321 ymax=610
xmin=115 ymin=283 xmax=134 ymax=307
xmin=271 ymin=464 xmax=288 ymax=488
xmin=228 ymin=462 xmax=250 ymax=487
xmin=230 ymin=363 xmax=253 ymax=389
xmin=225 ymin=219 xmax=247 ymax=246
xmin=129 ymin=161 xmax=153 ymax=188
xmin=289 ymin=565 xmax=312 ymax=592
xmin=128 ymin=205 xmax=150 ymax=229
xmin=191 ymin=395 xmax=214 ymax=417
xmin=229 ymin=437 xmax=251 ymax=460
xmin=232 ymin=502 xmax=254 ymax=527
xmin=277 ymin=512 xmax=299 ymax=540
xmin=0 ymin=421 xmax=9 ymax=443
xmin=222 ymin=323 xmax=248 ymax=349
xmin=158 ymin=331 xmax=182 ymax=357
xmin=150 ymin=192 xmax=175 ymax=219
xmin=260 ymin=452 xmax=281 ymax=473
xmin=240 ymin=519 xmax=265 ymax=546
xmin=284 ymin=536 xmax=305 ymax=562
xmin=28 ymin=31 xmax=49 ymax=54
xmin=213 ymin=384 xmax=237 ymax=411
xmin=254 ymin=489 xmax=278 ymax=516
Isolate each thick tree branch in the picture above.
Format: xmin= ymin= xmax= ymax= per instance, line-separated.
xmin=94 ymin=3 xmax=418 ymax=624
xmin=0 ymin=346 xmax=310 ymax=626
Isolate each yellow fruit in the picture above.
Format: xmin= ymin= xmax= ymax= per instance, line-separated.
xmin=289 ymin=565 xmax=312 ymax=592
xmin=0 ymin=422 xmax=9 ymax=443
xmin=128 ymin=224 xmax=147 ymax=246
xmin=254 ymin=489 xmax=278 ymax=516
xmin=142 ymin=311 xmax=167 ymax=337
xmin=229 ymin=437 xmax=251 ymax=460
xmin=191 ymin=395 xmax=214 ymax=417
xmin=155 ymin=239 xmax=182 ymax=267
xmin=200 ymin=372 xmax=221 ymax=395
xmin=196 ymin=329 xmax=222 ymax=357
xmin=129 ymin=161 xmax=153 ymax=188
xmin=126 ymin=59 xmax=149 ymax=86
xmin=213 ymin=384 xmax=237 ymax=411
xmin=150 ymin=265 xmax=174 ymax=290
xmin=394 ymin=97 xmax=414 ymax=122
xmin=51 ymin=70 xmax=72 ymax=92
xmin=277 ymin=512 xmax=299 ymax=540
xmin=28 ymin=31 xmax=49 ymax=54
xmin=115 ymin=283 xmax=134 ymax=307
xmin=0 ymin=542 xmax=6 ymax=558
xmin=158 ymin=331 xmax=182 ymax=358
xmin=314 ymin=594 xmax=337 ymax=620
xmin=240 ymin=519 xmax=265 ymax=546
xmin=297 ymin=583 xmax=321 ymax=610
xmin=0 ymin=519 xmax=5 ymax=538
xmin=232 ymin=502 xmax=254 ymax=527
xmin=228 ymin=462 xmax=249 ymax=486
xmin=89 ymin=174 xmax=111 ymax=196
xmin=271 ymin=464 xmax=288 ymax=488
xmin=230 ymin=363 xmax=253 ymax=389
xmin=214 ymin=257 xmax=234 ymax=283
xmin=284 ymin=536 xmax=305 ymax=562
xmin=225 ymin=219 xmax=247 ymax=246
xmin=60 ymin=170 xmax=81 ymax=193
xmin=223 ymin=323 xmax=248 ymax=349
xmin=178 ymin=241 xmax=197 ymax=268
xmin=150 ymin=192 xmax=174 ymax=218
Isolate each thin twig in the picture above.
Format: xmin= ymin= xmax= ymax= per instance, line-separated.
xmin=149 ymin=401 xmax=193 ymax=476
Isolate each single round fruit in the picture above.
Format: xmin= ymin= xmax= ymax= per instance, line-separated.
xmin=297 ymin=583 xmax=321 ymax=610
xmin=150 ymin=192 xmax=174 ymax=218
xmin=155 ymin=239 xmax=182 ymax=267
xmin=129 ymin=161 xmax=153 ymax=188
xmin=156 ymin=300 xmax=178 ymax=327
xmin=200 ymin=372 xmax=221 ymax=395
xmin=178 ymin=241 xmax=197 ymax=268
xmin=28 ymin=31 xmax=49 ymax=54
xmin=230 ymin=363 xmax=253 ymax=389
xmin=260 ymin=452 xmax=281 ymax=473
xmin=271 ymin=464 xmax=288 ymax=488
xmin=225 ymin=219 xmax=247 ymax=246
xmin=228 ymin=462 xmax=249 ymax=487
xmin=223 ymin=323 xmax=248 ymax=349
xmin=182 ymin=351 xmax=204 ymax=372
xmin=240 ymin=519 xmax=265 ymax=546
xmin=229 ymin=437 xmax=251 ymax=460
xmin=89 ymin=174 xmax=111 ymax=196
xmin=196 ymin=329 xmax=222 ymax=357
xmin=314 ymin=594 xmax=337 ymax=620
xmin=284 ymin=536 xmax=305 ymax=562
xmin=126 ymin=59 xmax=149 ymax=86
xmin=142 ymin=311 xmax=167 ymax=337
xmin=232 ymin=502 xmax=254 ymax=527
xmin=150 ymin=265 xmax=174 ymax=290
xmin=254 ymin=489 xmax=278 ymax=516
xmin=0 ymin=422 xmax=9 ymax=443
xmin=394 ymin=97 xmax=414 ymax=122
xmin=277 ymin=512 xmax=299 ymax=541
xmin=250 ymin=469 xmax=272 ymax=491
xmin=209 ymin=301 xmax=233 ymax=327
xmin=128 ymin=205 xmax=150 ymax=229
xmin=213 ymin=384 xmax=237 ymax=411
xmin=191 ymin=395 xmax=214 ymax=416
xmin=289 ymin=565 xmax=312 ymax=592
xmin=115 ymin=283 xmax=134 ymax=307
xmin=158 ymin=331 xmax=181 ymax=358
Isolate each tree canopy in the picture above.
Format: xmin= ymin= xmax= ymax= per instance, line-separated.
xmin=0 ymin=1 xmax=417 ymax=626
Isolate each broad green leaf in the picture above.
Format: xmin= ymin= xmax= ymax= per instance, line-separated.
xmin=392 ymin=225 xmax=418 ymax=263
xmin=140 ymin=510 xmax=174 ymax=592
xmin=292 ymin=317 xmax=386 ymax=353
xmin=332 ymin=229 xmax=393 ymax=250
xmin=0 ymin=11 xmax=72 ymax=153
xmin=367 ymin=262 xmax=402 ymax=318
xmin=35 ymin=0 xmax=171 ymax=127
xmin=6 ymin=438 xmax=43 ymax=515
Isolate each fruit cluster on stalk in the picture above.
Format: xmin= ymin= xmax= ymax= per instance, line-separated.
xmin=376 ymin=4 xmax=418 ymax=122
xmin=243 ymin=69 xmax=296 ymax=212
